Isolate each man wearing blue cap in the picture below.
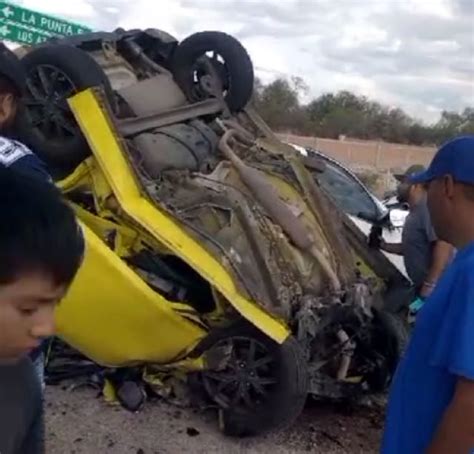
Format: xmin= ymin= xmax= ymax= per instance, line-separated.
xmin=378 ymin=164 xmax=453 ymax=319
xmin=382 ymin=135 xmax=474 ymax=453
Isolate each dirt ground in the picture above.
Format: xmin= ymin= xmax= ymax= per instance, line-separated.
xmin=45 ymin=386 xmax=384 ymax=454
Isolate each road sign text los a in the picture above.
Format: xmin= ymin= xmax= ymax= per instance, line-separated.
xmin=0 ymin=23 xmax=49 ymax=45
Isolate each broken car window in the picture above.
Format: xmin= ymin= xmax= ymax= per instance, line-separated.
xmin=317 ymin=161 xmax=379 ymax=221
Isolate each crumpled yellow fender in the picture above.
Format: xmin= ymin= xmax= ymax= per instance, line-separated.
xmin=67 ymin=89 xmax=289 ymax=344
xmin=56 ymin=222 xmax=207 ymax=366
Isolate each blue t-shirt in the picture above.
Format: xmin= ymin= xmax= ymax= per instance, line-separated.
xmin=382 ymin=242 xmax=474 ymax=453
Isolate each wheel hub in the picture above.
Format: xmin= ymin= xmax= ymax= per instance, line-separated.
xmin=201 ymin=336 xmax=277 ymax=411
xmin=25 ymin=64 xmax=77 ymax=140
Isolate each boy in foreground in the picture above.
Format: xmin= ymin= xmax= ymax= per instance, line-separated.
xmin=0 ymin=166 xmax=84 ymax=453
xmin=0 ymin=42 xmax=53 ymax=384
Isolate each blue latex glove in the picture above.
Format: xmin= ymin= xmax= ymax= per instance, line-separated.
xmin=409 ymin=297 xmax=425 ymax=314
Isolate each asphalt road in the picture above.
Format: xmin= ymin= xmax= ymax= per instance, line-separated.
xmin=45 ymin=386 xmax=383 ymax=454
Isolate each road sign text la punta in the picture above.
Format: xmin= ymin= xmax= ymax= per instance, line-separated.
xmin=20 ymin=11 xmax=78 ymax=35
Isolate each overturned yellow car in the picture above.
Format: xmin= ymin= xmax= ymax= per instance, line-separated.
xmin=17 ymin=28 xmax=408 ymax=436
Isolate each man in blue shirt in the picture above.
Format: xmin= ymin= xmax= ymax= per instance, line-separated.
xmin=382 ymin=135 xmax=474 ymax=453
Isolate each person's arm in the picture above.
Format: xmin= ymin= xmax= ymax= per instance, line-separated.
xmin=428 ymin=265 xmax=474 ymax=453
xmin=427 ymin=377 xmax=474 ymax=453
xmin=0 ymin=137 xmax=51 ymax=182
xmin=420 ymin=241 xmax=454 ymax=298
xmin=11 ymin=153 xmax=51 ymax=182
xmin=368 ymin=225 xmax=402 ymax=254
xmin=380 ymin=240 xmax=403 ymax=255
xmin=419 ymin=200 xmax=453 ymax=297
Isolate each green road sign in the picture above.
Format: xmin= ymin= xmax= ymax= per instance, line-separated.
xmin=0 ymin=23 xmax=49 ymax=45
xmin=0 ymin=1 xmax=91 ymax=38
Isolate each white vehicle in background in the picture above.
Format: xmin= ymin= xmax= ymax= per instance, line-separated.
xmin=290 ymin=144 xmax=409 ymax=279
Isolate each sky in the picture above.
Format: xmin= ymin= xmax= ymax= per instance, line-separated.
xmin=17 ymin=0 xmax=474 ymax=123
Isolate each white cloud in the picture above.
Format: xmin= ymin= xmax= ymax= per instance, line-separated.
xmin=11 ymin=0 xmax=474 ymax=122
xmin=20 ymin=0 xmax=95 ymax=19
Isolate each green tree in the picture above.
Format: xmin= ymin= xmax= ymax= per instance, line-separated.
xmin=252 ymin=77 xmax=472 ymax=146
xmin=255 ymin=78 xmax=300 ymax=130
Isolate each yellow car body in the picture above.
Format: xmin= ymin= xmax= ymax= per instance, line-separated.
xmin=18 ymin=30 xmax=409 ymax=437
xmin=56 ymin=89 xmax=289 ymax=368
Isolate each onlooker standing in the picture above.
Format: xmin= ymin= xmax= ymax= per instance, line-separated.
xmin=0 ymin=43 xmax=49 ymax=180
xmin=374 ymin=164 xmax=453 ymax=316
xmin=382 ymin=135 xmax=474 ymax=453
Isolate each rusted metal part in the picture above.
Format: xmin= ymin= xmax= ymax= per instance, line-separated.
xmin=251 ymin=134 xmax=354 ymax=286
xmin=219 ymin=119 xmax=255 ymax=143
xmin=244 ymin=106 xmax=280 ymax=141
xmin=251 ymin=136 xmax=349 ymax=287
xmin=233 ymin=204 xmax=290 ymax=318
xmin=219 ymin=130 xmax=341 ymax=291
xmin=256 ymin=135 xmax=299 ymax=157
xmin=118 ymin=99 xmax=223 ymax=136
xmin=287 ymin=154 xmax=355 ymax=286
xmin=295 ymin=295 xmax=322 ymax=353
xmin=352 ymin=282 xmax=374 ymax=318
xmin=191 ymin=173 xmax=288 ymax=316
xmin=145 ymin=168 xmax=290 ymax=312
xmin=118 ymin=75 xmax=188 ymax=116
xmin=136 ymin=172 xmax=257 ymax=302
xmin=189 ymin=169 xmax=296 ymax=318
xmin=123 ymin=38 xmax=173 ymax=77
xmin=219 ymin=131 xmax=312 ymax=249
xmin=198 ymin=57 xmax=226 ymax=109
xmin=309 ymin=372 xmax=364 ymax=399
xmin=308 ymin=246 xmax=341 ymax=292
xmin=336 ymin=329 xmax=355 ymax=380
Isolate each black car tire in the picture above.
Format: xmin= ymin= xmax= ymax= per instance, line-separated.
xmin=18 ymin=44 xmax=114 ymax=178
xmin=171 ymin=31 xmax=254 ymax=112
xmin=368 ymin=310 xmax=410 ymax=391
xmin=198 ymin=322 xmax=308 ymax=437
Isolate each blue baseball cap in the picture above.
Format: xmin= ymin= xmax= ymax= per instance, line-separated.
xmin=409 ymin=135 xmax=474 ymax=185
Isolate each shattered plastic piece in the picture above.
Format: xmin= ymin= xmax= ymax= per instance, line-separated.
xmin=103 ymin=378 xmax=118 ymax=405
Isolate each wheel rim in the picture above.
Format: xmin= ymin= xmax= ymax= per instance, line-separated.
xmin=192 ymin=51 xmax=230 ymax=100
xmin=24 ymin=64 xmax=78 ymax=142
xmin=202 ymin=336 xmax=277 ymax=411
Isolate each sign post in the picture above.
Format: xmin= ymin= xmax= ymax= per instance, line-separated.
xmin=0 ymin=1 xmax=92 ymax=45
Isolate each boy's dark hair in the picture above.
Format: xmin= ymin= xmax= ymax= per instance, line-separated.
xmin=0 ymin=42 xmax=26 ymax=97
xmin=0 ymin=165 xmax=84 ymax=285
xmin=0 ymin=75 xmax=19 ymax=97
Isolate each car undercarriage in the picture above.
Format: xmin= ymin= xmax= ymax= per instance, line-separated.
xmin=15 ymin=27 xmax=409 ymax=436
